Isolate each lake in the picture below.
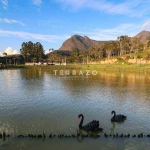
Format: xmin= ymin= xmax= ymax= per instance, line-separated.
xmin=0 ymin=68 xmax=150 ymax=150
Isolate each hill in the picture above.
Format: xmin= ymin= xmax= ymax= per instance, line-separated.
xmin=59 ymin=34 xmax=104 ymax=52
xmin=134 ymin=30 xmax=150 ymax=41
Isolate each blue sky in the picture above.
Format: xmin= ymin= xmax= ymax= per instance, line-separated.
xmin=0 ymin=0 xmax=150 ymax=55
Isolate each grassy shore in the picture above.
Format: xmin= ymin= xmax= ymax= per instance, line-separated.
xmin=1 ymin=64 xmax=150 ymax=73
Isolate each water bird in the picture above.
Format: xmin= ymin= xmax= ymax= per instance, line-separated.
xmin=78 ymin=114 xmax=103 ymax=132
xmin=111 ymin=111 xmax=126 ymax=122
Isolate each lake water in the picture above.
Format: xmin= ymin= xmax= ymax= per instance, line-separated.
xmin=0 ymin=68 xmax=150 ymax=150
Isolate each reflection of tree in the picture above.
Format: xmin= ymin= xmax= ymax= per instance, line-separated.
xmin=20 ymin=69 xmax=42 ymax=79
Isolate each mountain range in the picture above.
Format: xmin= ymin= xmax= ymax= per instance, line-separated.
xmin=59 ymin=30 xmax=150 ymax=52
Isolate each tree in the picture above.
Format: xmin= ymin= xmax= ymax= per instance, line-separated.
xmin=71 ymin=48 xmax=81 ymax=63
xmin=117 ymin=35 xmax=130 ymax=55
xmin=3 ymin=52 xmax=7 ymax=56
xmin=20 ymin=41 xmax=44 ymax=63
xmin=101 ymin=41 xmax=118 ymax=59
xmin=146 ymin=36 xmax=150 ymax=48
xmin=3 ymin=52 xmax=7 ymax=64
xmin=131 ymin=37 xmax=143 ymax=59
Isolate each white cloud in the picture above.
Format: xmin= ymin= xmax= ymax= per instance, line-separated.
xmin=142 ymin=21 xmax=150 ymax=30
xmin=0 ymin=18 xmax=25 ymax=26
xmin=55 ymin=0 xmax=150 ymax=17
xmin=32 ymin=0 xmax=42 ymax=6
xmin=44 ymin=49 xmax=54 ymax=54
xmin=1 ymin=0 xmax=8 ymax=9
xmin=12 ymin=50 xmax=18 ymax=54
xmin=0 ymin=29 xmax=69 ymax=42
xmin=0 ymin=52 xmax=3 ymax=56
xmin=5 ymin=47 xmax=18 ymax=55
xmin=44 ymin=50 xmax=50 ymax=54
xmin=74 ymin=23 xmax=141 ymax=41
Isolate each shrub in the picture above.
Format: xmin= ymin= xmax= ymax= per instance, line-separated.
xmin=143 ymin=54 xmax=150 ymax=60
xmin=117 ymin=57 xmax=123 ymax=61
xmin=125 ymin=56 xmax=131 ymax=60
xmin=137 ymin=55 xmax=142 ymax=59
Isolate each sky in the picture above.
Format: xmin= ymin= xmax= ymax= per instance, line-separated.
xmin=0 ymin=0 xmax=150 ymax=56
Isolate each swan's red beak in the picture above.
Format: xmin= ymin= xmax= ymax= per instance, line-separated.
xmin=78 ymin=116 xmax=80 ymax=119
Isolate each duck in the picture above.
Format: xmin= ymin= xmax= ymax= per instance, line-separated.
xmin=111 ymin=111 xmax=126 ymax=122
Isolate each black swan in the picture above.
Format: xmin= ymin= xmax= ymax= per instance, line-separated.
xmin=78 ymin=114 xmax=103 ymax=131
xmin=111 ymin=110 xmax=127 ymax=122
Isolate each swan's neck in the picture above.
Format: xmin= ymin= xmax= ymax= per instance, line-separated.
xmin=79 ymin=115 xmax=84 ymax=128
xmin=113 ymin=111 xmax=116 ymax=117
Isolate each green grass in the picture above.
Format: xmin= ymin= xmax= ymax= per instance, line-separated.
xmin=1 ymin=63 xmax=150 ymax=73
xmin=124 ymin=49 xmax=150 ymax=59
xmin=1 ymin=64 xmax=150 ymax=73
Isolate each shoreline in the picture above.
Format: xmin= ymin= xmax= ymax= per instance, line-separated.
xmin=0 ymin=64 xmax=150 ymax=73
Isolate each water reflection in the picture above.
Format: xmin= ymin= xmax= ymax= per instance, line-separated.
xmin=77 ymin=128 xmax=103 ymax=143
xmin=110 ymin=122 xmax=115 ymax=133
xmin=1 ymin=69 xmax=150 ymax=149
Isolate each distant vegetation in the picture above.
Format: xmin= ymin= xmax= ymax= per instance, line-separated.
xmin=1 ymin=30 xmax=150 ymax=65
xmin=48 ymin=32 xmax=150 ymax=64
